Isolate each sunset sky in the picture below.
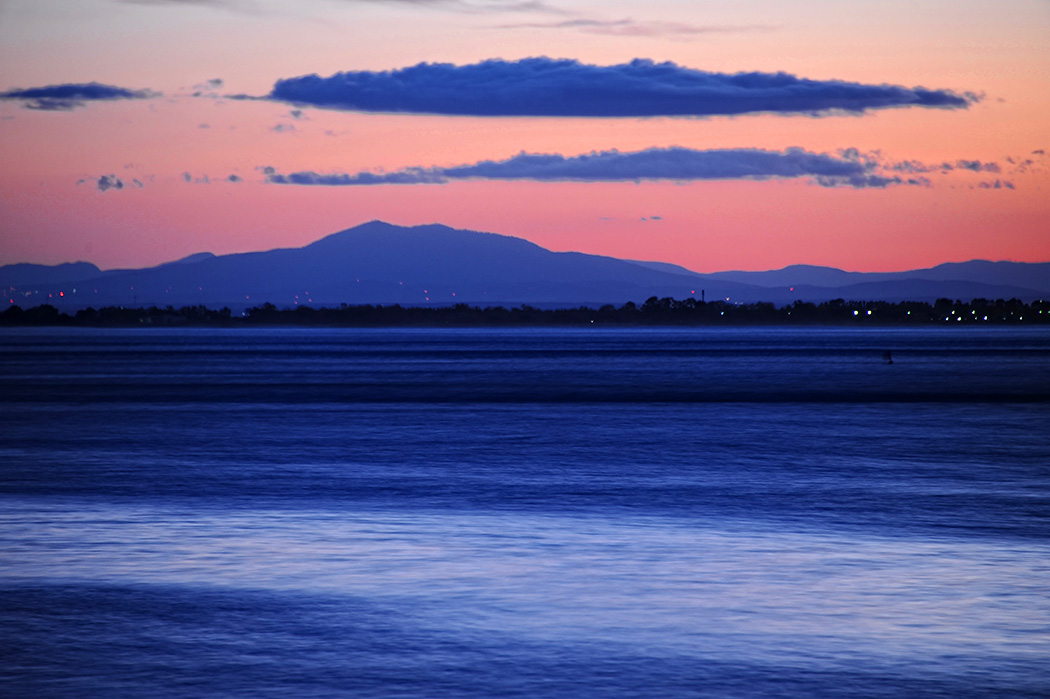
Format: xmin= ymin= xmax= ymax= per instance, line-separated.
xmin=1 ymin=0 xmax=1047 ymax=272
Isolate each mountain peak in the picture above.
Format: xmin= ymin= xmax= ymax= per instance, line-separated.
xmin=305 ymin=220 xmax=541 ymax=255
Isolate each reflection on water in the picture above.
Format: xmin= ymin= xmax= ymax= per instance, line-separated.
xmin=2 ymin=327 xmax=1049 ymax=697
xmin=3 ymin=503 xmax=1048 ymax=666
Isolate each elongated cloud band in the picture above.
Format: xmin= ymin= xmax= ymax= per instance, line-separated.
xmin=268 ymin=58 xmax=975 ymax=117
xmin=264 ymin=146 xmax=913 ymax=188
xmin=0 ymin=82 xmax=158 ymax=110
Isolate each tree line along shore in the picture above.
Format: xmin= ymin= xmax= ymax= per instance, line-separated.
xmin=2 ymin=296 xmax=1047 ymax=327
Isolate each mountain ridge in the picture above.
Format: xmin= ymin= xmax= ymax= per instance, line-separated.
xmin=3 ymin=221 xmax=1048 ymax=310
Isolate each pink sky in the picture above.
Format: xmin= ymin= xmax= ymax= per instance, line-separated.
xmin=0 ymin=0 xmax=1047 ymax=272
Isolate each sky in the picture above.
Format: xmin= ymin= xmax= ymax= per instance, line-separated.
xmin=0 ymin=0 xmax=1047 ymax=273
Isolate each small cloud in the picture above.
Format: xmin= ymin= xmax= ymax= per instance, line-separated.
xmin=191 ymin=78 xmax=226 ymax=97
xmin=78 ymin=170 xmax=147 ymax=189
xmin=199 ymin=123 xmax=210 ymax=128
xmin=227 ymin=174 xmax=243 ymax=182
xmin=956 ymin=159 xmax=1000 ymax=173
xmin=182 ymin=171 xmax=193 ymax=183
xmin=888 ymin=159 xmax=933 ymax=174
xmin=289 ymin=109 xmax=304 ymax=119
xmin=0 ymin=82 xmax=158 ymax=110
xmin=97 ymin=175 xmax=124 ymax=192
xmin=1005 ymin=148 xmax=1049 ymax=176
xmin=978 ymin=179 xmax=1014 ymax=190
xmin=271 ymin=123 xmax=296 ymax=133
xmin=861 ymin=152 xmax=1023 ymax=187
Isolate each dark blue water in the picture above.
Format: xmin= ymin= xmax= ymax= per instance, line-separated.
xmin=2 ymin=327 xmax=1049 ymax=697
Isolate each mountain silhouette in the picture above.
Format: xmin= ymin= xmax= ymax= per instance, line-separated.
xmin=702 ymin=261 xmax=1050 ymax=291
xmin=3 ymin=221 xmax=1048 ymax=310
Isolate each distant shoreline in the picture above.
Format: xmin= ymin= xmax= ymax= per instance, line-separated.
xmin=3 ymin=297 xmax=1047 ymax=327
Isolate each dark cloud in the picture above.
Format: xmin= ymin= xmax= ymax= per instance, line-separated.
xmin=268 ymin=58 xmax=976 ymax=118
xmin=97 ymin=175 xmax=124 ymax=192
xmin=270 ymin=168 xmax=445 ymax=185
xmin=955 ymin=159 xmax=1000 ymax=173
xmin=978 ymin=179 xmax=1015 ymax=190
xmin=227 ymin=174 xmax=243 ymax=182
xmin=264 ymin=146 xmax=914 ymax=188
xmin=90 ymin=175 xmax=144 ymax=192
xmin=0 ymin=82 xmax=158 ymax=110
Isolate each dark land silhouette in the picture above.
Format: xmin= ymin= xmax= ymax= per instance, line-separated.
xmin=3 ymin=296 xmax=1047 ymax=327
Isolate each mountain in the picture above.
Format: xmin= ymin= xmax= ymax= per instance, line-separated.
xmin=0 ymin=262 xmax=102 ymax=288
xmin=703 ymin=261 xmax=1050 ymax=293
xmin=2 ymin=221 xmax=1048 ymax=310
xmin=0 ymin=222 xmax=763 ymax=310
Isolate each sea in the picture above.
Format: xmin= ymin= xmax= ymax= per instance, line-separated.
xmin=1 ymin=326 xmax=1048 ymax=698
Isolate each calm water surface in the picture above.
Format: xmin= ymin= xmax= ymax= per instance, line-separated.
xmin=2 ymin=327 xmax=1048 ymax=697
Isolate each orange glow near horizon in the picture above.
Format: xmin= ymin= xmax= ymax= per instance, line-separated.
xmin=1 ymin=0 xmax=1047 ymax=273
